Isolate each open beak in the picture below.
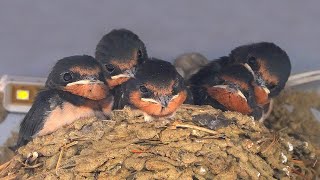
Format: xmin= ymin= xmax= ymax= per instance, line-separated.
xmin=212 ymin=85 xmax=247 ymax=101
xmin=111 ymin=68 xmax=136 ymax=80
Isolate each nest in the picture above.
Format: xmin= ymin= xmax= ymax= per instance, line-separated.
xmin=0 ymin=105 xmax=318 ymax=179
xmin=266 ymin=91 xmax=320 ymax=149
xmin=265 ymin=90 xmax=320 ymax=176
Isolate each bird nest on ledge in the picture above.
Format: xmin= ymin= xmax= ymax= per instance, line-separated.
xmin=0 ymin=105 xmax=318 ymax=180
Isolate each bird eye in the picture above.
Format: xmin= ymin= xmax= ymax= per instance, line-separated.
xmin=137 ymin=49 xmax=143 ymax=59
xmin=63 ymin=72 xmax=73 ymax=82
xmin=105 ymin=64 xmax=115 ymax=73
xmin=247 ymin=56 xmax=257 ymax=67
xmin=139 ymin=85 xmax=149 ymax=94
xmin=214 ymin=77 xmax=225 ymax=84
xmin=269 ymin=84 xmax=277 ymax=90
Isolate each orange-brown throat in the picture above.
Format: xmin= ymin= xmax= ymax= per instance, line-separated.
xmin=253 ymin=86 xmax=270 ymax=106
xmin=206 ymin=86 xmax=252 ymax=114
xmin=106 ymin=59 xmax=137 ymax=88
xmin=64 ymin=83 xmax=108 ymax=100
xmin=129 ymin=90 xmax=187 ymax=117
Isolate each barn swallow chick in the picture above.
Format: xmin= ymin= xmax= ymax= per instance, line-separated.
xmin=190 ymin=63 xmax=263 ymax=120
xmin=95 ymin=28 xmax=148 ymax=88
xmin=229 ymin=42 xmax=291 ymax=102
xmin=118 ymin=58 xmax=188 ymax=121
xmin=13 ymin=55 xmax=113 ymax=149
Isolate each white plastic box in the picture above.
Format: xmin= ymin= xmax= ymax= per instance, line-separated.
xmin=0 ymin=75 xmax=46 ymax=113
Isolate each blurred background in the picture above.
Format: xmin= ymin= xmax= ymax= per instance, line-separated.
xmin=0 ymin=1 xmax=320 ymax=77
xmin=0 ymin=1 xmax=320 ymax=164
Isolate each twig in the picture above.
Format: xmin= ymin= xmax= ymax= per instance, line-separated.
xmin=55 ymin=147 xmax=64 ymax=175
xmin=17 ymin=159 xmax=42 ymax=169
xmin=22 ymin=163 xmax=43 ymax=169
xmin=1 ymin=174 xmax=17 ymax=180
xmin=312 ymin=159 xmax=317 ymax=168
xmin=64 ymin=141 xmax=78 ymax=148
xmin=291 ymin=159 xmax=305 ymax=165
xmin=0 ymin=160 xmax=11 ymax=171
xmin=55 ymin=141 xmax=78 ymax=175
xmin=261 ymin=133 xmax=279 ymax=154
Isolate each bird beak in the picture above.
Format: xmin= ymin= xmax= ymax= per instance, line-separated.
xmin=158 ymin=95 xmax=172 ymax=108
xmin=262 ymin=86 xmax=270 ymax=94
xmin=124 ymin=68 xmax=136 ymax=78
xmin=141 ymin=94 xmax=175 ymax=108
xmin=244 ymin=63 xmax=255 ymax=76
xmin=244 ymin=63 xmax=270 ymax=95
xmin=141 ymin=98 xmax=159 ymax=104
xmin=66 ymin=79 xmax=104 ymax=86
xmin=110 ymin=68 xmax=136 ymax=80
xmin=212 ymin=85 xmax=247 ymax=101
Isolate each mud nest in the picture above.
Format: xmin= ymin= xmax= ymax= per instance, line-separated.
xmin=0 ymin=105 xmax=318 ymax=179
xmin=265 ymin=90 xmax=320 ymax=177
xmin=266 ymin=90 xmax=320 ymax=149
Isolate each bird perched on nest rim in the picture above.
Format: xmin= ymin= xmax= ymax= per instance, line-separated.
xmin=189 ymin=63 xmax=263 ymax=120
xmin=95 ymin=28 xmax=148 ymax=109
xmin=12 ymin=55 xmax=113 ymax=150
xmin=228 ymin=42 xmax=291 ymax=104
xmin=117 ymin=58 xmax=188 ymax=121
xmin=189 ymin=42 xmax=291 ymax=121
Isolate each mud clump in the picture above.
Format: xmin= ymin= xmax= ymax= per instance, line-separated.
xmin=0 ymin=105 xmax=318 ymax=179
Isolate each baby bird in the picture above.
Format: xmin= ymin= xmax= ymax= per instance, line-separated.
xmin=229 ymin=42 xmax=291 ymax=103
xmin=117 ymin=58 xmax=188 ymax=121
xmin=13 ymin=55 xmax=113 ymax=149
xmin=95 ymin=28 xmax=148 ymax=109
xmin=190 ymin=63 xmax=263 ymax=120
xmin=95 ymin=28 xmax=148 ymax=88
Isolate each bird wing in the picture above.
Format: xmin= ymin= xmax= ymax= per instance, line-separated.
xmin=15 ymin=90 xmax=56 ymax=149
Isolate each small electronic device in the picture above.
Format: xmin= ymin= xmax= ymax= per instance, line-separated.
xmin=1 ymin=75 xmax=46 ymax=113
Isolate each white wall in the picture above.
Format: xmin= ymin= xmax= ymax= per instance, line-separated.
xmin=0 ymin=1 xmax=319 ymax=77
